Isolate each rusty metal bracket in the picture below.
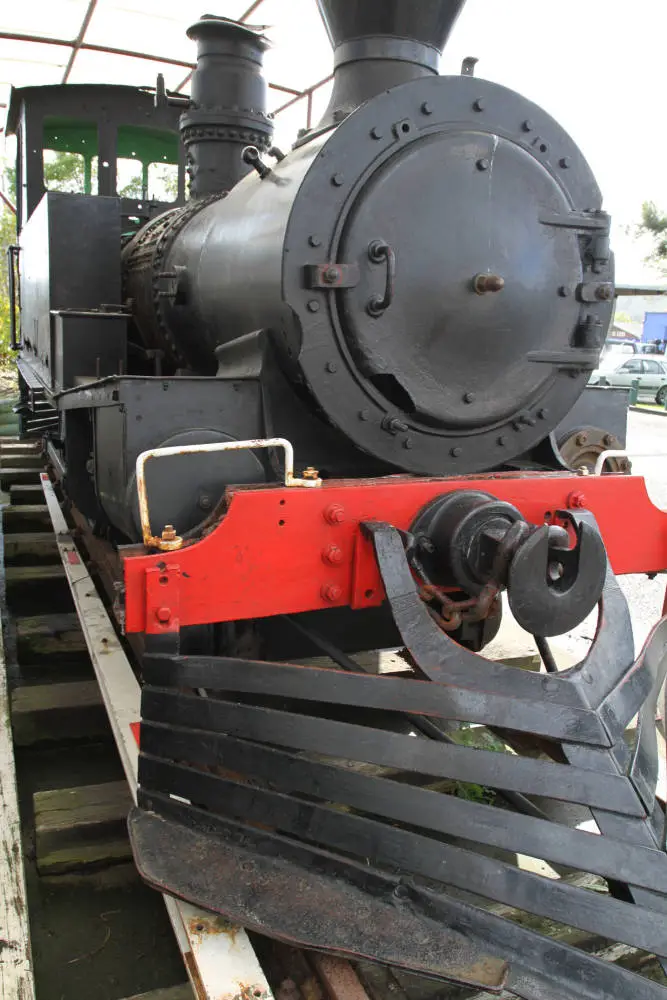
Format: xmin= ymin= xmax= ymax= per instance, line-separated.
xmin=135 ymin=437 xmax=321 ymax=551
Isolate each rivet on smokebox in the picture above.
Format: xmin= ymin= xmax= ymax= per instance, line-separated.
xmin=156 ymin=607 xmax=171 ymax=624
xmin=321 ymin=583 xmax=342 ymax=602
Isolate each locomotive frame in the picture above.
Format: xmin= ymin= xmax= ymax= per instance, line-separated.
xmin=6 ymin=2 xmax=667 ymax=998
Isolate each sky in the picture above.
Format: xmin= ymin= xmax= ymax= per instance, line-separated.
xmin=1 ymin=0 xmax=666 ymax=284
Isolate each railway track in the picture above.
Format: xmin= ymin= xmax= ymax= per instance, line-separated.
xmin=1 ymin=435 xmax=666 ymax=1000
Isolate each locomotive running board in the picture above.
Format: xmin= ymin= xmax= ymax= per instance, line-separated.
xmin=130 ymin=516 xmax=667 ymax=999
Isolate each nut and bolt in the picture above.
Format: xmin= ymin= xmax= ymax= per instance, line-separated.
xmin=302 ymin=466 xmax=320 ymax=480
xmin=307 ymin=299 xmax=320 ymax=313
xmin=322 ymin=265 xmax=339 ymax=284
xmin=323 ymin=544 xmax=344 ymax=566
xmin=321 ymin=583 xmax=342 ymax=602
xmin=370 ymin=126 xmax=383 ymax=139
xmin=308 ymin=234 xmax=322 ymax=247
xmin=559 ymin=156 xmax=571 ymax=169
xmin=567 ymin=491 xmax=587 ymax=509
xmin=331 ymin=173 xmax=344 ymax=186
xmin=162 ymin=524 xmax=177 ymax=542
xmin=603 ymin=434 xmax=615 ymax=447
xmin=463 ymin=391 xmax=475 ymax=404
xmin=325 ymin=361 xmax=338 ymax=373
xmin=324 ymin=504 xmax=345 ymax=524
xmin=575 ymin=432 xmax=588 ymax=446
xmin=450 ymin=446 xmax=462 ymax=457
xmin=383 ymin=416 xmax=409 ymax=435
xmin=476 ymin=158 xmax=490 ymax=171
xmin=421 ymin=101 xmax=433 ymax=115
xmin=521 ymin=119 xmax=534 ymax=132
xmin=198 ymin=493 xmax=212 ymax=511
xmin=595 ymin=283 xmax=613 ymax=301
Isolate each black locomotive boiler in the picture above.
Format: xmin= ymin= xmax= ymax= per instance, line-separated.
xmin=8 ymin=0 xmax=622 ymax=550
xmin=11 ymin=5 xmax=667 ymax=999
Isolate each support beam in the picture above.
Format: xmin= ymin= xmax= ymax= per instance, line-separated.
xmin=61 ymin=0 xmax=98 ymax=84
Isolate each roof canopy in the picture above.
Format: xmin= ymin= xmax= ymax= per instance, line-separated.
xmin=0 ymin=0 xmax=336 ymax=145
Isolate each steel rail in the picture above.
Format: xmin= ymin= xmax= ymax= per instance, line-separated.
xmin=39 ymin=472 xmax=274 ymax=1000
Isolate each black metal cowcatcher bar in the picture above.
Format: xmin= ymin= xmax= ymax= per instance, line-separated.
xmin=129 ymin=514 xmax=667 ymax=999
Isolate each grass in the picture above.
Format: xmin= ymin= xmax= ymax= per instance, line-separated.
xmin=634 ymin=402 xmax=667 ymax=413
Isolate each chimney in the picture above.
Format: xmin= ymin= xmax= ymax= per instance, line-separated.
xmin=316 ymin=0 xmax=466 ymax=127
xmin=181 ymin=15 xmax=273 ymax=197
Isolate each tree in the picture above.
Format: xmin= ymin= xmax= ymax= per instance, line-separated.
xmin=636 ymin=202 xmax=667 ymax=273
xmin=0 ymin=201 xmax=18 ymax=367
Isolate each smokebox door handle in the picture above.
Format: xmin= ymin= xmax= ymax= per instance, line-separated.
xmin=367 ymin=240 xmax=395 ymax=318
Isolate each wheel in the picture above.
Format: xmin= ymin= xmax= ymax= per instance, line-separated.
xmin=656 ymin=385 xmax=667 ymax=406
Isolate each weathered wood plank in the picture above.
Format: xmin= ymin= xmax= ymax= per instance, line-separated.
xmin=0 ymin=440 xmax=40 ymax=453
xmin=3 ymin=505 xmax=52 ymax=533
xmin=5 ymin=565 xmax=67 ymax=611
xmin=0 ymin=468 xmax=42 ymax=488
xmin=9 ymin=485 xmax=45 ymax=505
xmin=34 ymin=780 xmax=133 ymax=874
xmin=4 ymin=532 xmax=58 ymax=565
xmin=16 ymin=613 xmax=87 ymax=661
xmin=0 ymin=455 xmax=44 ymax=470
xmin=122 ymin=985 xmax=194 ymax=1000
xmin=11 ymin=680 xmax=109 ymax=746
xmin=0 ymin=622 xmax=35 ymax=997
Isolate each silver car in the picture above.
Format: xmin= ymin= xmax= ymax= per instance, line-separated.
xmin=588 ymin=355 xmax=667 ymax=405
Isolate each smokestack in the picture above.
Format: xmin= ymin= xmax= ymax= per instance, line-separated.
xmin=181 ymin=16 xmax=272 ymax=197
xmin=316 ymin=0 xmax=466 ymax=127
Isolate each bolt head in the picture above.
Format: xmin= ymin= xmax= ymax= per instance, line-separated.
xmin=403 ymin=437 xmax=413 ymax=449
xmin=463 ymin=392 xmax=475 ymax=404
xmin=321 ymin=583 xmax=342 ymax=602
xmin=450 ymin=446 xmax=462 ymax=457
xmin=156 ymin=607 xmax=171 ymax=624
xmin=522 ymin=119 xmax=534 ymax=132
xmin=497 ymin=435 xmax=507 ymax=446
xmin=331 ymin=173 xmax=344 ymax=186
xmin=323 ymin=265 xmax=339 ymax=284
xmin=323 ymin=544 xmax=344 ymax=565
xmin=302 ymin=466 xmax=320 ymax=480
xmin=324 ymin=504 xmax=345 ymax=525
xmin=473 ymin=98 xmax=485 ymax=112
xmin=325 ymin=361 xmax=338 ymax=373
xmin=308 ymin=234 xmax=322 ymax=247
xmin=358 ymin=409 xmax=370 ymax=421
xmin=476 ymin=158 xmax=490 ymax=171
xmin=575 ymin=432 xmax=588 ymax=446
xmin=559 ymin=156 xmax=571 ymax=168
xmin=567 ymin=491 xmax=586 ymax=509
xmin=307 ymin=299 xmax=320 ymax=313
xmin=603 ymin=433 xmax=615 ymax=447
xmin=421 ymin=101 xmax=433 ymax=115
xmin=370 ymin=126 xmax=383 ymax=139
xmin=558 ymin=285 xmax=571 ymax=297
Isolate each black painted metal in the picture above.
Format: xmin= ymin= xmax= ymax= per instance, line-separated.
xmin=315 ymin=0 xmax=467 ymax=126
xmin=180 ymin=17 xmax=272 ymax=197
xmin=132 ymin=513 xmax=667 ymax=997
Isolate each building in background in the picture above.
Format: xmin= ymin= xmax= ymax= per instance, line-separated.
xmin=642 ymin=312 xmax=667 ymax=353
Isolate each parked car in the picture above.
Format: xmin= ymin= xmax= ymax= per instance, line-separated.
xmin=588 ymin=356 xmax=667 ymax=404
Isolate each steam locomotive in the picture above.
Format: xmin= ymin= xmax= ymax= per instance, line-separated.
xmin=7 ymin=3 xmax=667 ymax=998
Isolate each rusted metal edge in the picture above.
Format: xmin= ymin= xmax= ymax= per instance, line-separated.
xmin=39 ymin=472 xmax=274 ymax=1000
